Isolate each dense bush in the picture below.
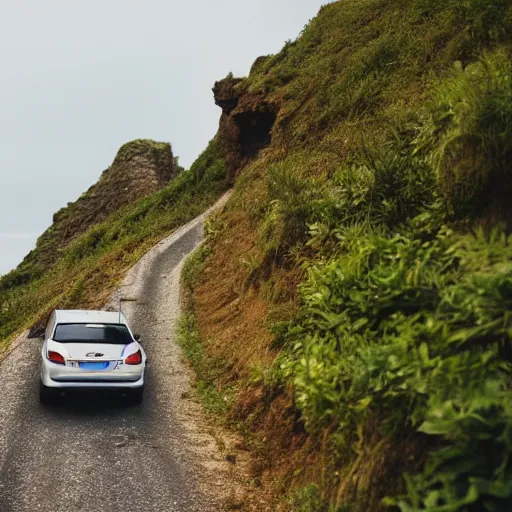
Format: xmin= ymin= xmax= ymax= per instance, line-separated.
xmin=433 ymin=51 xmax=512 ymax=217
xmin=276 ymin=216 xmax=512 ymax=509
xmin=256 ymin=121 xmax=437 ymax=271
xmin=259 ymin=162 xmax=328 ymax=256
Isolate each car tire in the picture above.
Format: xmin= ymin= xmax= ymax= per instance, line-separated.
xmin=127 ymin=387 xmax=144 ymax=405
xmin=39 ymin=381 xmax=56 ymax=405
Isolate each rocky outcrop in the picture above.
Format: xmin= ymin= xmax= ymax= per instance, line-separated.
xmin=28 ymin=139 xmax=179 ymax=268
xmin=213 ymin=75 xmax=277 ymax=183
xmin=212 ymin=74 xmax=243 ymax=115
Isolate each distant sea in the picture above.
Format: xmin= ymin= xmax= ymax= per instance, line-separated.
xmin=0 ymin=235 xmax=38 ymax=277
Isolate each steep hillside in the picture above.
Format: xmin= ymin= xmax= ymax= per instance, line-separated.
xmin=183 ymin=1 xmax=512 ymax=511
xmin=32 ymin=139 xmax=180 ymax=269
xmin=0 ymin=138 xmax=227 ymax=344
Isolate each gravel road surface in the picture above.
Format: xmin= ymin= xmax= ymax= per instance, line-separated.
xmin=0 ymin=192 xmax=244 ymax=512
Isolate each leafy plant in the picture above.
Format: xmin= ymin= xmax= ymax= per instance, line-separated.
xmin=433 ymin=51 xmax=512 ymax=217
xmin=275 ymin=218 xmax=512 ymax=510
xmin=291 ymin=484 xmax=328 ymax=512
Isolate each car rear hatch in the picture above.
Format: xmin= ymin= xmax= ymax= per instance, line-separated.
xmin=47 ymin=322 xmax=142 ymax=382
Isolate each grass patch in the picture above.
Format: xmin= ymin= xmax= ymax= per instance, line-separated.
xmin=176 ymin=314 xmax=233 ymax=418
xmin=181 ymin=243 xmax=211 ymax=302
xmin=178 ymin=243 xmax=236 ymax=418
xmin=290 ymin=484 xmax=329 ymax=512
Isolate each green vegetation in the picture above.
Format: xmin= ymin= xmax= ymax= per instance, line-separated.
xmin=114 ymin=138 xmax=171 ymax=163
xmin=434 ymin=52 xmax=512 ymax=217
xmin=176 ymin=314 xmax=233 ymax=418
xmin=190 ymin=1 xmax=512 ymax=510
xmin=291 ymin=484 xmax=329 ymax=512
xmin=278 ymin=221 xmax=512 ymax=509
xmin=245 ymin=11 xmax=512 ymax=511
xmin=0 ymin=139 xmax=228 ymax=346
xmin=256 ymin=49 xmax=512 ymax=510
xmin=244 ymin=0 xmax=512 ymax=157
xmin=182 ymin=243 xmax=211 ymax=298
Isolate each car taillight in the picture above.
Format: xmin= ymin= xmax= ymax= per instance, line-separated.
xmin=125 ymin=350 xmax=142 ymax=365
xmin=47 ymin=351 xmax=65 ymax=365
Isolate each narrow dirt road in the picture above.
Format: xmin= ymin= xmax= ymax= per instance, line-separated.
xmin=0 ymin=192 xmax=245 ymax=512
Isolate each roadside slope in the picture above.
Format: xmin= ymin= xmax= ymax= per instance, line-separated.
xmin=185 ymin=1 xmax=512 ymax=510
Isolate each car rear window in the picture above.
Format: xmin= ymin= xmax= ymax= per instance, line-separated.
xmin=53 ymin=323 xmax=133 ymax=344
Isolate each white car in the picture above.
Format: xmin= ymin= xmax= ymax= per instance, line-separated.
xmin=40 ymin=309 xmax=146 ymax=404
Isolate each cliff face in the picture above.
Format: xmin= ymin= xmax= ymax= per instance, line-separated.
xmin=213 ymin=75 xmax=277 ymax=183
xmin=28 ymin=139 xmax=179 ymax=269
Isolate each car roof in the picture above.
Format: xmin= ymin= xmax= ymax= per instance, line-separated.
xmin=54 ymin=310 xmax=128 ymax=326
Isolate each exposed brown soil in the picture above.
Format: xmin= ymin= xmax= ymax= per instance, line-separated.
xmin=194 ymin=208 xmax=275 ymax=379
xmin=191 ymin=203 xmax=317 ymax=509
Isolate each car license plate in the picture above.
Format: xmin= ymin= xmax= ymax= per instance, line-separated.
xmin=79 ymin=362 xmax=109 ymax=370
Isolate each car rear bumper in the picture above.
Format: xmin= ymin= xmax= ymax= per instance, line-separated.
xmin=41 ymin=360 xmax=145 ymax=389
xmin=41 ymin=373 xmax=144 ymax=389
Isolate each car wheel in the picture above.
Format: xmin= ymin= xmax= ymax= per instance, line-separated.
xmin=39 ymin=381 xmax=56 ymax=405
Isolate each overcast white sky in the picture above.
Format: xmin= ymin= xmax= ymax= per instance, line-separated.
xmin=0 ymin=0 xmax=328 ymax=276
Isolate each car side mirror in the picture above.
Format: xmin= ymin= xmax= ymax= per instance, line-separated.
xmin=134 ymin=334 xmax=141 ymax=341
